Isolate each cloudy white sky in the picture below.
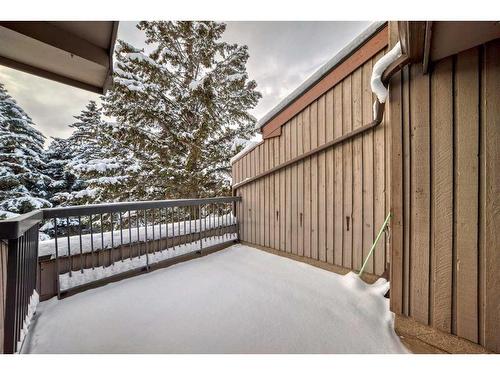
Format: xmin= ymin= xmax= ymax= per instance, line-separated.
xmin=0 ymin=21 xmax=370 ymax=144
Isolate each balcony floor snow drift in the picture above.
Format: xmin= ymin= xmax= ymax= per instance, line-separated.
xmin=22 ymin=244 xmax=407 ymax=354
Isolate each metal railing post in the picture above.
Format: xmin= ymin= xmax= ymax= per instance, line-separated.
xmin=199 ymin=204 xmax=203 ymax=252
xmin=3 ymin=238 xmax=19 ymax=354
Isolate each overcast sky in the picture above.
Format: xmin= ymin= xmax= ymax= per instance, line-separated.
xmin=0 ymin=21 xmax=370 ymax=144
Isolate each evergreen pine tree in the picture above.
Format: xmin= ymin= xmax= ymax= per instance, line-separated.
xmin=104 ymin=21 xmax=261 ymax=199
xmin=67 ymin=101 xmax=138 ymax=204
xmin=0 ymin=83 xmax=51 ymax=216
xmin=44 ymin=137 xmax=76 ymax=206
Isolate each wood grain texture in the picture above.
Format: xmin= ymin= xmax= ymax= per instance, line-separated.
xmin=342 ymin=77 xmax=353 ymax=269
xmin=402 ymin=65 xmax=411 ymax=317
xmin=326 ymin=89 xmax=335 ymax=264
xmin=285 ymin=122 xmax=292 ymax=253
xmin=409 ymin=63 xmax=431 ymax=325
xmin=297 ymin=113 xmax=305 ymax=257
xmin=310 ymin=102 xmax=319 ymax=260
xmin=430 ymin=56 xmax=453 ymax=333
xmin=352 ymin=68 xmax=363 ymax=271
xmin=333 ymin=85 xmax=344 ymax=266
xmin=303 ymin=107 xmax=312 ymax=258
xmin=481 ymin=39 xmax=500 ymax=353
xmin=291 ymin=117 xmax=298 ymax=255
xmin=373 ymin=50 xmax=387 ymax=276
xmin=454 ymin=47 xmax=479 ymax=343
xmin=362 ymin=58 xmax=375 ymax=275
xmin=318 ymin=96 xmax=327 ymax=262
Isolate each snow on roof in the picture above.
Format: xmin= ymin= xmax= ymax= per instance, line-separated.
xmin=230 ymin=140 xmax=262 ymax=165
xmin=255 ymin=21 xmax=387 ymax=131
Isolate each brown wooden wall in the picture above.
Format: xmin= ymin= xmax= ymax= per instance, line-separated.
xmin=389 ymin=37 xmax=500 ymax=352
xmin=231 ymin=46 xmax=391 ymax=277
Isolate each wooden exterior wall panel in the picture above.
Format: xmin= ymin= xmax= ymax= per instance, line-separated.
xmin=291 ymin=117 xmax=298 ymax=255
xmin=481 ymin=40 xmax=500 ymax=353
xmin=362 ymin=59 xmax=375 ymax=275
xmin=318 ymin=96 xmax=327 ymax=262
xmin=310 ymin=102 xmax=319 ymax=260
xmin=342 ymin=77 xmax=353 ymax=269
xmin=374 ymin=50 xmax=387 ymax=276
xmin=325 ymin=89 xmax=335 ymax=264
xmin=297 ymin=113 xmax=305 ymax=257
xmin=333 ymin=85 xmax=344 ymax=267
xmin=232 ymin=53 xmax=389 ymax=277
xmin=429 ymin=56 xmax=453 ymax=333
xmin=352 ymin=68 xmax=363 ymax=271
xmin=303 ymin=107 xmax=312 ymax=258
xmin=454 ymin=47 xmax=479 ymax=342
xmin=389 ymin=35 xmax=500 ymax=352
xmin=409 ymin=63 xmax=431 ymax=325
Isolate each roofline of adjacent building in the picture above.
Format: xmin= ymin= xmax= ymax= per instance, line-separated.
xmin=255 ymin=21 xmax=387 ymax=131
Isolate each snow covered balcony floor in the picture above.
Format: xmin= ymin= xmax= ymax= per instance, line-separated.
xmin=22 ymin=244 xmax=407 ymax=354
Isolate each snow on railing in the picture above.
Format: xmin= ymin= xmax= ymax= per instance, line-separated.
xmin=39 ymin=213 xmax=236 ymax=258
xmin=38 ymin=197 xmax=241 ymax=297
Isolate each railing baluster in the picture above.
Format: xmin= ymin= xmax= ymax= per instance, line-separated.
xmin=165 ymin=208 xmax=169 ymax=251
xmin=78 ymin=216 xmax=83 ymax=273
xmin=128 ymin=210 xmax=133 ymax=260
xmin=183 ymin=206 xmax=187 ymax=243
xmin=66 ymin=217 xmax=72 ymax=277
xmin=54 ymin=218 xmax=60 ymax=298
xmin=199 ymin=204 xmax=203 ymax=251
xmin=136 ymin=210 xmax=141 ymax=259
xmin=177 ymin=208 xmax=180 ymax=242
xmin=204 ymin=205 xmax=208 ymax=243
xmin=172 ymin=207 xmax=175 ymax=250
xmin=23 ymin=233 xmax=28 ymax=324
xmin=158 ymin=208 xmax=162 ymax=251
xmin=218 ymin=203 xmax=221 ymax=239
xmin=152 ymin=209 xmax=156 ymax=255
xmin=144 ymin=210 xmax=149 ymax=270
xmin=90 ymin=215 xmax=95 ymax=270
xmin=100 ymin=213 xmax=105 ymax=268
xmin=110 ymin=212 xmax=114 ymax=266
xmin=188 ymin=206 xmax=192 ymax=244
xmin=119 ymin=212 xmax=124 ymax=262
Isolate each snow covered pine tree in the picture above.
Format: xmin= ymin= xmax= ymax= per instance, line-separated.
xmin=0 ymin=83 xmax=51 ymax=218
xmin=104 ymin=21 xmax=261 ymax=199
xmin=66 ymin=100 xmax=139 ymax=205
xmin=44 ymin=137 xmax=77 ymax=206
xmin=66 ymin=101 xmax=138 ymax=205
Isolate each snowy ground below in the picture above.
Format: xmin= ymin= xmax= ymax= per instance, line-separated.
xmin=22 ymin=245 xmax=407 ymax=354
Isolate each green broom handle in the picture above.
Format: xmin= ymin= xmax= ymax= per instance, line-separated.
xmin=358 ymin=212 xmax=391 ymax=277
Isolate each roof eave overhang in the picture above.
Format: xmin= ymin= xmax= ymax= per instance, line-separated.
xmin=0 ymin=21 xmax=119 ymax=94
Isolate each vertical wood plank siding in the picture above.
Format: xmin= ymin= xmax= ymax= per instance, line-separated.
xmin=232 ymin=49 xmax=390 ymax=277
xmin=389 ymin=37 xmax=500 ymax=352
